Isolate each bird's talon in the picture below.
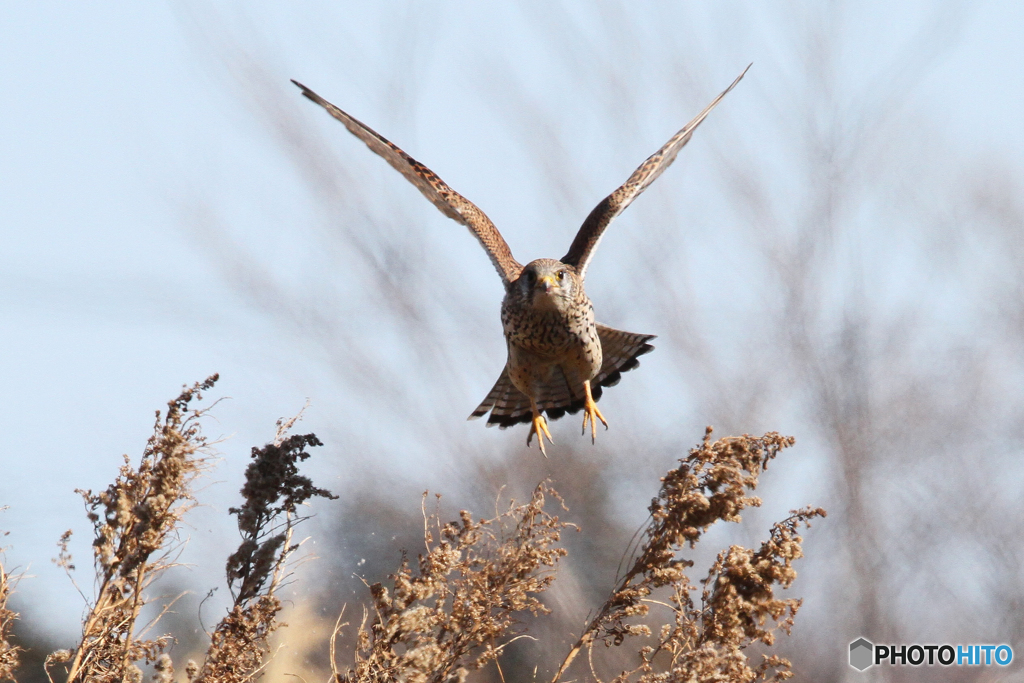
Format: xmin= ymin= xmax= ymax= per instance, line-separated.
xmin=528 ymin=407 xmax=553 ymax=458
xmin=581 ymin=380 xmax=608 ymax=445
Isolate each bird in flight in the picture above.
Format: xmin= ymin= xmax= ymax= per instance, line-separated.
xmin=292 ymin=66 xmax=748 ymax=456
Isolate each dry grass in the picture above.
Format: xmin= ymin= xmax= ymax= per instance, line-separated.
xmin=1 ymin=511 xmax=23 ymax=682
xmin=0 ymin=382 xmax=822 ymax=682
xmin=45 ymin=376 xmax=220 ymax=683
xmin=332 ymin=485 xmax=569 ymax=683
xmin=551 ymin=429 xmax=825 ymax=683
xmin=191 ymin=415 xmax=337 ymax=683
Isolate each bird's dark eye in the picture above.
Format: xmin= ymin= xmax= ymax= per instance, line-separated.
xmin=526 ymin=270 xmax=536 ymax=282
xmin=557 ymin=271 xmax=565 ymax=281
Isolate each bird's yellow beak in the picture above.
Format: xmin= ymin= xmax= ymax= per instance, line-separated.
xmin=538 ymin=275 xmax=557 ymax=292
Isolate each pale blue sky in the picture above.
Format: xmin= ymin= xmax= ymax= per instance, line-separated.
xmin=2 ymin=2 xmax=1022 ymax=641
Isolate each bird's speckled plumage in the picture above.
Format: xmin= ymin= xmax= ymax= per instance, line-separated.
xmin=292 ymin=66 xmax=748 ymax=453
xmin=501 ymin=259 xmax=601 ymax=409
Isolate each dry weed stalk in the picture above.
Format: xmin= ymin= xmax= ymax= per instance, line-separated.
xmin=48 ymin=376 xmax=219 ymax=683
xmin=333 ymin=484 xmax=570 ymax=683
xmin=13 ymin=372 xmax=820 ymax=683
xmin=191 ymin=415 xmax=337 ymax=683
xmin=0 ymin=515 xmax=22 ymax=682
xmin=0 ymin=569 xmax=18 ymax=683
xmin=552 ymin=429 xmax=825 ymax=683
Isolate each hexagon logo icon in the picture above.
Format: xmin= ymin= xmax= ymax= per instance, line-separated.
xmin=849 ymin=638 xmax=874 ymax=671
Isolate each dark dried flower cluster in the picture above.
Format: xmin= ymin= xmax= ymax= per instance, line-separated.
xmin=0 ymin=517 xmax=22 ymax=682
xmin=49 ymin=376 xmax=219 ymax=683
xmin=226 ymin=427 xmax=336 ymax=602
xmin=333 ymin=485 xmax=569 ymax=683
xmin=191 ymin=416 xmax=337 ymax=683
xmin=552 ymin=428 xmax=826 ymax=683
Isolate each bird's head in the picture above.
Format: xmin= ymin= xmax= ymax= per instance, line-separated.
xmin=515 ymin=259 xmax=578 ymax=312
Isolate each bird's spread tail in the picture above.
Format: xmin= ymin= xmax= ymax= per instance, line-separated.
xmin=468 ymin=367 xmax=533 ymax=428
xmin=590 ymin=324 xmax=656 ymax=390
xmin=468 ymin=324 xmax=655 ymax=428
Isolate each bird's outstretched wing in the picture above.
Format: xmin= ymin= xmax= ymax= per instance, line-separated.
xmin=292 ymin=80 xmax=523 ymax=285
xmin=561 ymin=65 xmax=750 ymax=280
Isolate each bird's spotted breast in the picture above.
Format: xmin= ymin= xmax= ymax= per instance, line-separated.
xmin=501 ymin=283 xmax=602 ymax=397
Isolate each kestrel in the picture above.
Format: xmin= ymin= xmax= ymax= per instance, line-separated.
xmin=293 ymin=66 xmax=747 ymax=456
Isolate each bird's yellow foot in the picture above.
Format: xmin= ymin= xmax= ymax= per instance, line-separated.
xmin=527 ymin=403 xmax=553 ymax=458
xmin=581 ymin=380 xmax=609 ymax=443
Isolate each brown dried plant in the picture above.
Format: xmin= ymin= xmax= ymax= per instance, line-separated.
xmin=47 ymin=375 xmax=220 ymax=683
xmin=1 ymin=513 xmax=22 ymax=682
xmin=331 ymin=484 xmax=570 ymax=683
xmin=6 ymin=373 xmax=820 ymax=683
xmin=551 ymin=429 xmax=825 ymax=683
xmin=191 ymin=413 xmax=337 ymax=683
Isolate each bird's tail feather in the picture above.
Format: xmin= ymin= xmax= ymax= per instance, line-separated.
xmin=467 ymin=324 xmax=655 ymax=428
